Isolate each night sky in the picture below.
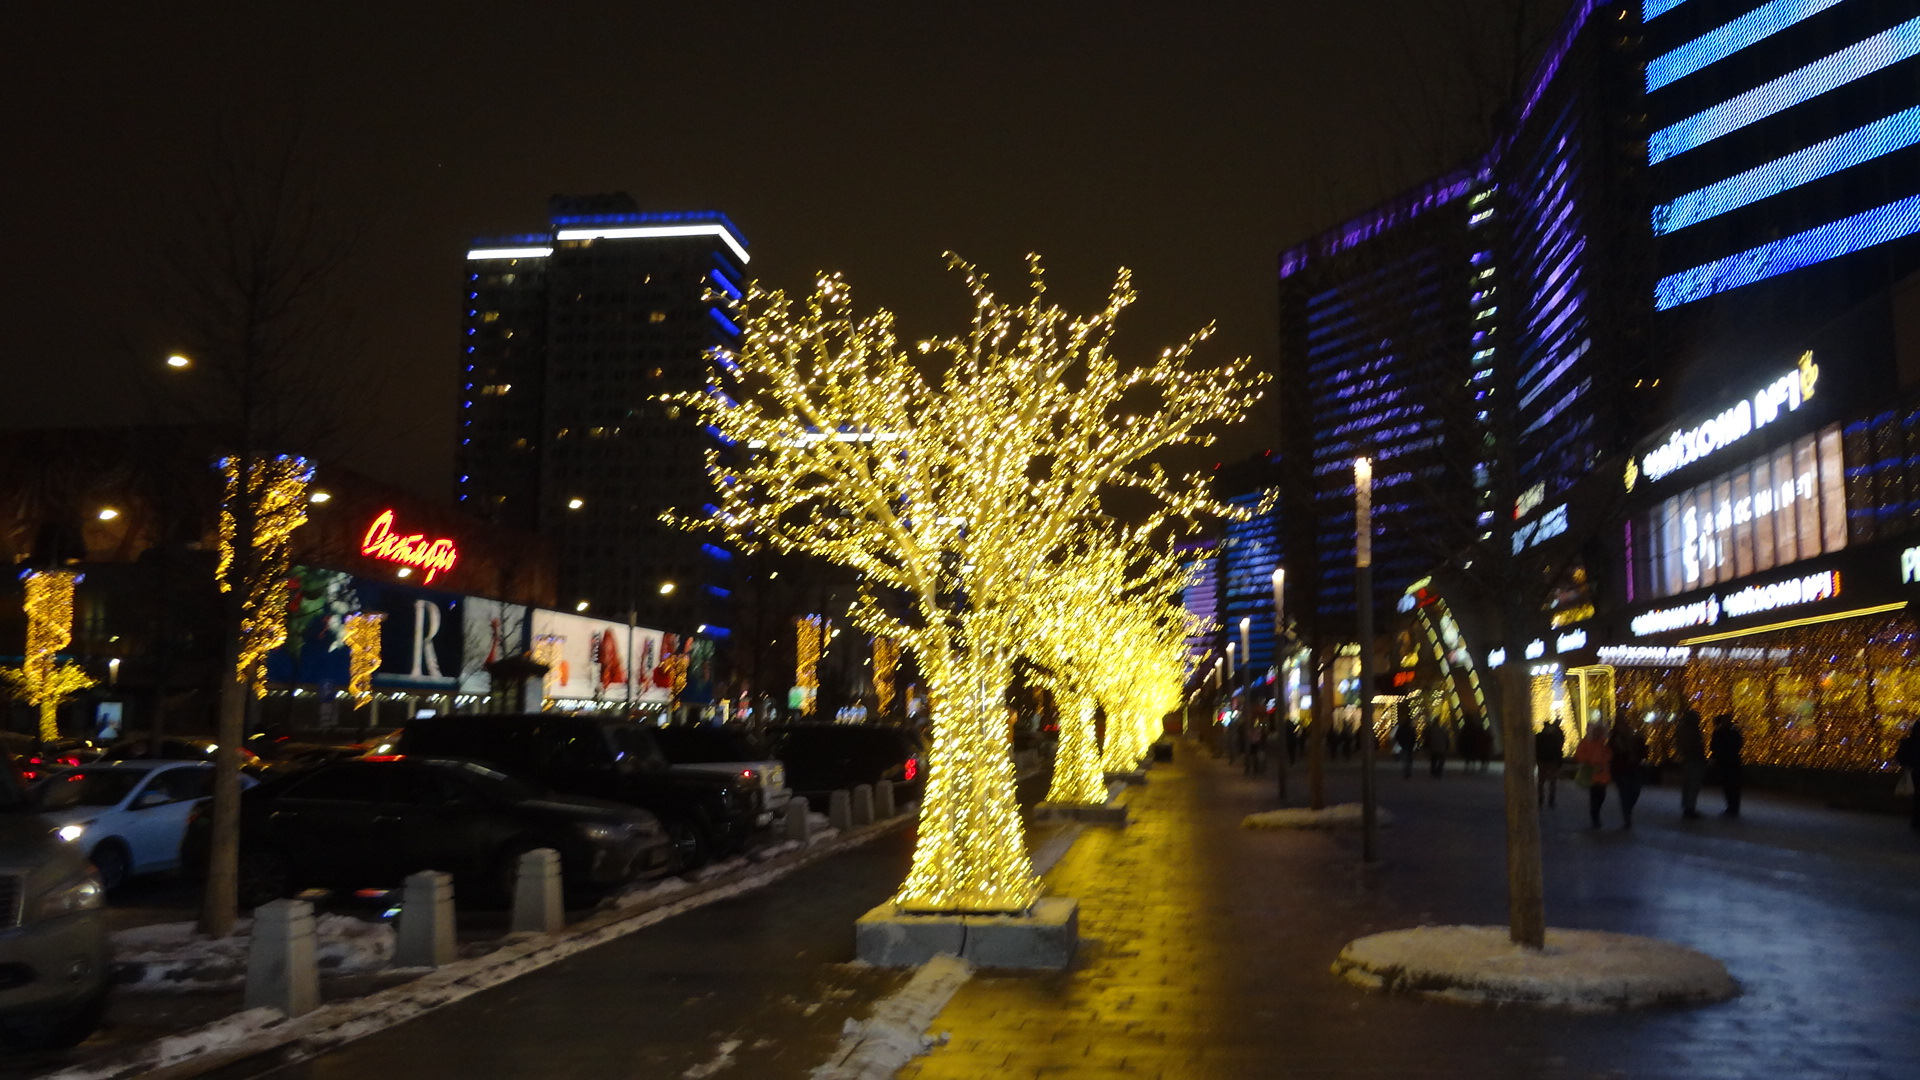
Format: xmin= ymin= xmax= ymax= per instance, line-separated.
xmin=4 ymin=2 xmax=1563 ymax=502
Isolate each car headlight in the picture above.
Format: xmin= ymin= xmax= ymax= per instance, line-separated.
xmin=30 ymin=868 xmax=104 ymax=922
xmin=575 ymin=822 xmax=637 ymax=843
xmin=54 ymin=824 xmax=87 ymax=844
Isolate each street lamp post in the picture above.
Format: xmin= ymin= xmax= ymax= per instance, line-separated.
xmin=1354 ymin=457 xmax=1379 ymax=865
xmin=1271 ymin=567 xmax=1289 ymax=802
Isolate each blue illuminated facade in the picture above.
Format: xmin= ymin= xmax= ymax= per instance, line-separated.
xmin=456 ymin=195 xmax=747 ymax=633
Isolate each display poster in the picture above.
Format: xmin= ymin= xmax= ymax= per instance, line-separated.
xmin=529 ymin=610 xmax=670 ymax=704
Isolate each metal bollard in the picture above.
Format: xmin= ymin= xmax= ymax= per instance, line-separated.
xmin=784 ymin=798 xmax=812 ymax=842
xmin=875 ymin=779 xmax=896 ymax=818
xmin=511 ymin=848 xmax=565 ymax=934
xmin=829 ymin=789 xmax=853 ymax=830
xmin=852 ymin=784 xmax=875 ymax=826
xmin=395 ymin=870 xmax=456 ymax=968
xmin=244 ymin=898 xmax=320 ymax=1017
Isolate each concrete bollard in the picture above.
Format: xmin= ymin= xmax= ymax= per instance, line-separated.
xmin=244 ymin=898 xmax=320 ymax=1017
xmin=852 ymin=784 xmax=875 ymax=826
xmin=784 ymin=798 xmax=812 ymax=842
xmin=875 ymin=779 xmax=896 ymax=818
xmin=511 ymin=848 xmax=565 ymax=934
xmin=829 ymin=789 xmax=853 ymax=830
xmin=395 ymin=870 xmax=456 ymax=968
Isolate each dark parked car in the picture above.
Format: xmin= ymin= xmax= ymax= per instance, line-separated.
xmin=0 ymin=751 xmax=108 ymax=1050
xmin=767 ymin=723 xmax=925 ymax=809
xmin=395 ymin=716 xmax=762 ymax=868
xmin=652 ymin=725 xmax=791 ymax=823
xmin=183 ymin=756 xmax=673 ymax=907
xmin=101 ymin=738 xmax=266 ymax=776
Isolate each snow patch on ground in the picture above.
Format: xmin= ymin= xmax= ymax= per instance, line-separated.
xmin=809 ymin=954 xmax=974 ymax=1080
xmin=1332 ymin=925 xmax=1739 ymax=1011
xmin=1242 ymin=803 xmax=1393 ymax=830
xmin=112 ymin=915 xmax=394 ymax=992
xmin=682 ymin=1037 xmax=742 ymax=1078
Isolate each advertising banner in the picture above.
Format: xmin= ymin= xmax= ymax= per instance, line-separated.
xmin=530 ymin=610 xmax=671 ymax=704
xmin=460 ymin=597 xmax=531 ymax=694
xmin=266 ymin=566 xmax=464 ymax=692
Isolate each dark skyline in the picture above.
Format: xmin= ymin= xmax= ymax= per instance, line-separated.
xmin=3 ymin=1 xmax=1561 ymax=501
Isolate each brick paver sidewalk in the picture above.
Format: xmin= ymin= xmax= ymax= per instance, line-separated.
xmin=903 ymin=742 xmax=1920 ymax=1080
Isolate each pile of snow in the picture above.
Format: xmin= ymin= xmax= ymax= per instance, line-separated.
xmin=113 ymin=915 xmax=394 ymax=992
xmin=1243 ymin=803 xmax=1393 ymax=829
xmin=810 ymin=953 xmax=973 ymax=1080
xmin=1333 ymin=925 xmax=1738 ymax=1011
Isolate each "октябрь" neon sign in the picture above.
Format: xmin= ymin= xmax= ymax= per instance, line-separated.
xmin=361 ymin=510 xmax=459 ymax=583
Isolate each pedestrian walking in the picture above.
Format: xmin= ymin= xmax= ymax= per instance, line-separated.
xmin=1573 ymin=722 xmax=1613 ymax=828
xmin=1894 ymin=723 xmax=1920 ymax=832
xmin=1394 ymin=715 xmax=1418 ymax=779
xmin=1676 ymin=708 xmax=1708 ymax=819
xmin=1710 ymin=713 xmax=1744 ymax=817
xmin=1244 ymin=721 xmax=1267 ymax=775
xmin=1535 ymin=718 xmax=1566 ymax=808
xmin=1608 ymin=714 xmax=1648 ymax=829
xmin=1424 ymin=720 xmax=1452 ymax=778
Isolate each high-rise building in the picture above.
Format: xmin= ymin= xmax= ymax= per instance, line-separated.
xmin=457 ymin=195 xmax=749 ymax=633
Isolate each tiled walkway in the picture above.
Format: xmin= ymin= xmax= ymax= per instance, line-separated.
xmin=903 ymin=745 xmax=1920 ymax=1080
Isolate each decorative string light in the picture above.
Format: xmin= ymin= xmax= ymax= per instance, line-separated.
xmin=672 ymin=256 xmax=1265 ymax=913
xmin=1 ymin=571 xmax=94 ymax=740
xmin=873 ymin=635 xmax=900 ymax=718
xmin=341 ymin=613 xmax=385 ymax=705
xmin=217 ymin=455 xmax=313 ymax=692
xmin=796 ymin=615 xmax=826 ymax=716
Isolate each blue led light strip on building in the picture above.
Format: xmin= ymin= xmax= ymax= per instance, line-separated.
xmin=1644 ymin=0 xmax=1693 ymax=21
xmin=1647 ymin=0 xmax=1847 ymax=92
xmin=1649 ymin=16 xmax=1920 ymax=164
xmin=1655 ymin=190 xmax=1920 ymax=309
xmin=1655 ymin=103 xmax=1920 ymax=234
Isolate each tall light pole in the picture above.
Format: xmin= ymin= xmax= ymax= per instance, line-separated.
xmin=1271 ymin=567 xmax=1289 ymax=802
xmin=1354 ymin=457 xmax=1379 ymax=864
xmin=1239 ymin=615 xmax=1253 ymax=763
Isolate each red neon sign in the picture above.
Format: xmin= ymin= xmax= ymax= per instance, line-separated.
xmin=361 ymin=510 xmax=459 ymax=583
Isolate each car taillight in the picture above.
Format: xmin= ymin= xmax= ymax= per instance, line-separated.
xmin=739 ymin=769 xmax=756 ymax=780
xmin=903 ymin=756 xmax=919 ymax=782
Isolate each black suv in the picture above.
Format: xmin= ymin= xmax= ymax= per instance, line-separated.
xmin=767 ymin=723 xmax=925 ymax=809
xmin=397 ymin=715 xmax=761 ymax=867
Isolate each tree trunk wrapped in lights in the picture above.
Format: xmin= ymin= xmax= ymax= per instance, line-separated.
xmin=872 ymin=635 xmax=900 ymax=719
xmin=341 ymin=612 xmax=384 ymax=705
xmin=217 ymin=454 xmax=314 ymax=691
xmin=796 ymin=615 xmax=826 ymax=716
xmin=1046 ymin=691 xmax=1106 ymax=805
xmin=674 ymin=257 xmax=1263 ymax=913
xmin=2 ymin=570 xmax=95 ymax=741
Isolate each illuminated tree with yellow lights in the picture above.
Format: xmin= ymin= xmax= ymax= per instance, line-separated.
xmin=872 ymin=635 xmax=900 ymax=720
xmin=341 ymin=612 xmax=384 ymax=705
xmin=1 ymin=571 xmax=96 ymax=742
xmin=675 ymin=256 xmax=1262 ymax=913
xmin=795 ymin=615 xmax=826 ymax=716
xmin=1022 ymin=533 xmax=1203 ymax=806
xmin=217 ymin=455 xmax=313 ymax=690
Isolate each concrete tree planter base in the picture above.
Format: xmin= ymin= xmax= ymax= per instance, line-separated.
xmin=856 ymin=898 xmax=1079 ymax=969
xmin=1104 ymin=770 xmax=1148 ymax=786
xmin=1033 ymin=800 xmax=1127 ymax=824
xmin=1332 ymin=926 xmax=1739 ymax=1011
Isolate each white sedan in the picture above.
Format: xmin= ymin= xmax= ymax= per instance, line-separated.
xmin=36 ymin=761 xmax=244 ymax=891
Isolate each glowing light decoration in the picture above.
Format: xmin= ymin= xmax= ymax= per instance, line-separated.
xmin=1644 ymin=0 xmax=1693 ymax=20
xmin=360 ymin=510 xmax=460 ymax=583
xmin=1648 ymin=17 xmax=1920 ymax=164
xmin=1655 ymin=104 xmax=1920 ymax=235
xmin=873 ymin=635 xmax=900 ymax=718
xmin=1 ymin=571 xmax=94 ymax=740
xmin=1646 ymin=0 xmax=1848 ymax=93
xmin=466 ymin=247 xmax=552 ymax=261
xmin=217 ymin=456 xmax=314 ymax=692
xmin=796 ymin=616 xmax=826 ymax=716
xmin=341 ymin=613 xmax=385 ymax=705
xmin=1656 ymin=191 xmax=1920 ymax=309
xmin=554 ymin=223 xmax=751 ymax=265
xmin=673 ymin=256 xmax=1262 ymax=913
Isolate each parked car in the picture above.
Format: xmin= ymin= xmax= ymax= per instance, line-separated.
xmin=396 ymin=715 xmax=762 ymax=868
xmin=100 ymin=738 xmax=266 ymax=776
xmin=767 ymin=723 xmax=925 ymax=809
xmin=0 ymin=753 xmax=109 ymax=1051
xmin=182 ymin=756 xmax=673 ymax=908
xmin=0 ymin=735 xmax=107 ymax=784
xmin=652 ymin=725 xmax=790 ymax=824
xmin=35 ymin=762 xmax=243 ymax=891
